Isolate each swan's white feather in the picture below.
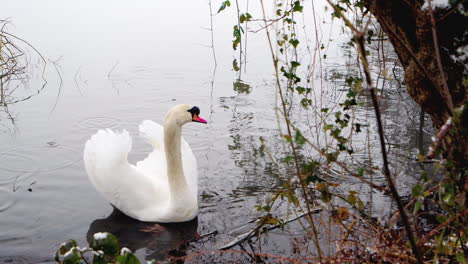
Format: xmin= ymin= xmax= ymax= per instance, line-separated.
xmin=139 ymin=120 xmax=164 ymax=150
xmin=84 ymin=121 xmax=198 ymax=222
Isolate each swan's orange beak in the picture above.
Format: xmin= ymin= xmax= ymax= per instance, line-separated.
xmin=192 ymin=114 xmax=207 ymax=124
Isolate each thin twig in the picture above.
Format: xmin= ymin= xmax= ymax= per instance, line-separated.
xmin=355 ymin=33 xmax=424 ymax=264
xmin=208 ymin=0 xmax=217 ymax=66
xmin=427 ymin=0 xmax=454 ymax=114
xmin=417 ymin=210 xmax=467 ymax=247
xmin=219 ymin=209 xmax=322 ymax=250
xmin=258 ymin=0 xmax=323 ymax=259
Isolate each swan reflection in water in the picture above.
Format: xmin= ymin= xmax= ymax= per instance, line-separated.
xmin=86 ymin=207 xmax=198 ymax=262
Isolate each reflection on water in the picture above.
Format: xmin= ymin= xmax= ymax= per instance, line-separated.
xmin=233 ymin=79 xmax=251 ymax=95
xmin=87 ymin=208 xmax=198 ymax=262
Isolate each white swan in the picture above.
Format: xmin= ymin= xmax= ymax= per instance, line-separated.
xmin=83 ymin=104 xmax=207 ymax=223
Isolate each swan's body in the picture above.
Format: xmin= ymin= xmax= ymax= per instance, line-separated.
xmin=84 ymin=104 xmax=206 ymax=223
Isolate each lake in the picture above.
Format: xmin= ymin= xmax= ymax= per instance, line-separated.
xmin=0 ymin=1 xmax=430 ymax=263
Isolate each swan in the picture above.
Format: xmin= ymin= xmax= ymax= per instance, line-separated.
xmin=83 ymin=104 xmax=207 ymax=223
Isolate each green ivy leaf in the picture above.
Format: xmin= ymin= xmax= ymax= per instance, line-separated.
xmin=232 ymin=25 xmax=242 ymax=50
xmin=443 ymin=193 xmax=455 ymax=206
xmin=58 ymin=240 xmax=78 ymax=256
xmin=291 ymin=61 xmax=300 ymax=68
xmin=412 ymin=184 xmax=424 ymax=197
xmin=287 ymin=191 xmax=299 ymax=206
xmin=239 ymin=13 xmax=252 ymax=23
xmin=289 ymin=39 xmax=299 ymax=48
xmin=217 ymin=0 xmax=231 ymax=13
xmin=436 ymin=215 xmax=447 ymax=223
xmin=357 ymin=167 xmax=365 ymax=177
xmin=301 ymin=98 xmax=312 ymax=107
xmin=421 ymin=170 xmax=429 ymax=182
xmin=320 ymin=188 xmax=332 ymax=203
xmin=260 ymin=214 xmax=280 ymax=225
xmin=92 ymin=255 xmax=107 ymax=264
xmin=357 ymin=199 xmax=365 ymax=209
xmin=413 ymin=199 xmax=423 ymax=214
xmin=90 ymin=232 xmax=120 ymax=257
xmin=292 ymin=0 xmax=303 ymax=12
xmin=306 ymin=174 xmax=320 ymax=184
xmin=456 ymin=252 xmax=466 ymax=263
xmin=232 ymin=59 xmax=240 ymax=72
xmin=117 ymin=249 xmax=141 ymax=264
xmin=62 ymin=249 xmax=81 ymax=264
xmin=295 ymin=130 xmax=306 ymax=145
xmin=347 ymin=193 xmax=357 ymax=205
xmin=296 ymin=86 xmax=305 ymax=94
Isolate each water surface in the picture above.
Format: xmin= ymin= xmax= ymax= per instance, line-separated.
xmin=0 ymin=1 xmax=428 ymax=263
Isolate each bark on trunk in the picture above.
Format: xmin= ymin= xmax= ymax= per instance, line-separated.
xmin=363 ymin=0 xmax=467 ymax=170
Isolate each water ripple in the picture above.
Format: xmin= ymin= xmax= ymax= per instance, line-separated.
xmin=0 ymin=166 xmax=36 ymax=186
xmin=75 ymin=116 xmax=124 ymax=130
xmin=0 ymin=188 xmax=16 ymax=212
xmin=0 ymin=145 xmax=81 ymax=173
xmin=0 ymin=257 xmax=30 ymax=264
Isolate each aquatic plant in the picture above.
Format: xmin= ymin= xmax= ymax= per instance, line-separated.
xmin=55 ymin=232 xmax=141 ymax=264
xmin=0 ymin=19 xmax=47 ymax=130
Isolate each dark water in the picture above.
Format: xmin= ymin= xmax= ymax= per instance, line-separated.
xmin=0 ymin=1 xmax=430 ymax=263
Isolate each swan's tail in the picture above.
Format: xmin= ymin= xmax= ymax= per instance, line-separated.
xmin=83 ymin=129 xmax=132 ymax=183
xmin=139 ymin=120 xmax=164 ymax=150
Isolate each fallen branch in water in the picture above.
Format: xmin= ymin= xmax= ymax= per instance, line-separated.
xmin=195 ymin=230 xmax=219 ymax=242
xmin=174 ymin=230 xmax=219 ymax=250
xmin=219 ymin=208 xmax=322 ymax=250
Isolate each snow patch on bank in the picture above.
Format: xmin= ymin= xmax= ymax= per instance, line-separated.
xmin=93 ymin=232 xmax=108 ymax=240
xmin=422 ymin=0 xmax=450 ymax=10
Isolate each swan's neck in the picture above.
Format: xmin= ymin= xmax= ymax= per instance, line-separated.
xmin=164 ymin=119 xmax=188 ymax=193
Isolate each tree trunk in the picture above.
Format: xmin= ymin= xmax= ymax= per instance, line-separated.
xmin=363 ymin=0 xmax=467 ymax=171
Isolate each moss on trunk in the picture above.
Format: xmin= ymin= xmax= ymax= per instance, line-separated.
xmin=364 ymin=0 xmax=467 ymax=169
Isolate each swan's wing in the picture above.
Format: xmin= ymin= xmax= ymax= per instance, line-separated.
xmin=136 ymin=120 xmax=168 ymax=182
xmin=139 ymin=120 xmax=164 ymax=150
xmin=84 ymin=129 xmax=168 ymax=219
xmin=137 ymin=120 xmax=197 ymax=198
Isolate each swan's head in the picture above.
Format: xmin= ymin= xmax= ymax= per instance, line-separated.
xmin=166 ymin=104 xmax=207 ymax=126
